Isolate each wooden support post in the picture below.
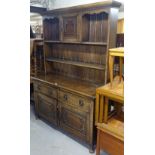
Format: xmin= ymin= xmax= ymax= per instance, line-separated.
xmin=104 ymin=97 xmax=109 ymax=123
xmin=119 ymin=57 xmax=123 ymax=82
xmin=95 ymin=93 xmax=100 ymax=124
xmin=99 ymin=96 xmax=104 ymax=123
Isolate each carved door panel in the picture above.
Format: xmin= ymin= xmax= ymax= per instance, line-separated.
xmin=62 ymin=16 xmax=79 ymax=41
xmin=59 ymin=104 xmax=90 ymax=142
xmin=37 ymin=93 xmax=58 ymax=126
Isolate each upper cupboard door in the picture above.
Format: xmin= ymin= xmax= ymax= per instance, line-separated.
xmin=43 ymin=17 xmax=60 ymax=41
xmin=62 ymin=15 xmax=81 ymax=42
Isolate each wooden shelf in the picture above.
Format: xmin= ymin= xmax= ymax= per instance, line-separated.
xmin=44 ymin=40 xmax=107 ymax=46
xmin=46 ymin=58 xmax=105 ymax=70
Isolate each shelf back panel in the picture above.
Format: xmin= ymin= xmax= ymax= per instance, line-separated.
xmin=46 ymin=62 xmax=105 ymax=84
xmin=82 ymin=12 xmax=108 ymax=42
xmin=45 ymin=43 xmax=107 ymax=65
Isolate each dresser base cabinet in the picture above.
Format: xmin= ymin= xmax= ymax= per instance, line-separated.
xmin=33 ymin=80 xmax=95 ymax=152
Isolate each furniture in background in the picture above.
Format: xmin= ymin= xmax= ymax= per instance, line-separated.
xmin=96 ymin=117 xmax=124 ymax=155
xmin=95 ymin=76 xmax=124 ymax=155
xmin=30 ymin=38 xmax=44 ymax=77
xmin=31 ymin=1 xmax=121 ymax=152
xmin=95 ymin=47 xmax=124 ymax=155
xmin=116 ymin=18 xmax=124 ymax=47
xmin=30 ymin=38 xmax=44 ymax=103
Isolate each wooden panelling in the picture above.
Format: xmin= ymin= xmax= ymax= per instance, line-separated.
xmin=82 ymin=12 xmax=108 ymax=42
xmin=43 ymin=18 xmax=59 ymax=40
xmin=63 ymin=16 xmax=78 ymax=41
xmin=45 ymin=43 xmax=107 ymax=65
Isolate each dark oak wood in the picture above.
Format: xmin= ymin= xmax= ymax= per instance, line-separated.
xmin=35 ymin=93 xmax=58 ymax=126
xmin=30 ymin=39 xmax=44 ymax=77
xmin=46 ymin=58 xmax=105 ymax=70
xmin=44 ymin=40 xmax=107 ymax=46
xmin=32 ymin=73 xmax=99 ymax=98
xmin=32 ymin=77 xmax=96 ymax=151
xmin=31 ymin=1 xmax=120 ymax=152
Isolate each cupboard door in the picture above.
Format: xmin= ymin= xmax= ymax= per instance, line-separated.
xmin=63 ymin=16 xmax=78 ymax=41
xmin=37 ymin=93 xmax=58 ymax=126
xmin=59 ymin=104 xmax=90 ymax=142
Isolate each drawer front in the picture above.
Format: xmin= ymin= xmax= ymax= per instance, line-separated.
xmin=34 ymin=82 xmax=57 ymax=99
xmin=59 ymin=104 xmax=90 ymax=142
xmin=37 ymin=93 xmax=58 ymax=126
xmin=58 ymin=90 xmax=90 ymax=112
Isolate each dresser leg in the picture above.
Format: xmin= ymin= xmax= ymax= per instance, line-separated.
xmin=35 ymin=113 xmax=40 ymax=120
xmin=89 ymin=145 xmax=94 ymax=153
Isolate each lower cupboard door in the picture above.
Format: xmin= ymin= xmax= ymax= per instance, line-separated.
xmin=37 ymin=93 xmax=57 ymax=126
xmin=59 ymin=105 xmax=90 ymax=142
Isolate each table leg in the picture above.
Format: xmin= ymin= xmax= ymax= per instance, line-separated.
xmin=99 ymin=96 xmax=104 ymax=123
xmin=109 ymin=55 xmax=114 ymax=87
xmin=95 ymin=93 xmax=100 ymax=124
xmin=119 ymin=57 xmax=123 ymax=82
xmin=104 ymin=97 xmax=109 ymax=123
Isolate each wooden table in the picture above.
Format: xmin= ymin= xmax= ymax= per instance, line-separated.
xmin=109 ymin=47 xmax=124 ymax=87
xmin=95 ymin=76 xmax=124 ymax=124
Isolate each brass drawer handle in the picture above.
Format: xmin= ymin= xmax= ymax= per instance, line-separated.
xmin=79 ymin=100 xmax=84 ymax=106
xmin=64 ymin=94 xmax=68 ymax=101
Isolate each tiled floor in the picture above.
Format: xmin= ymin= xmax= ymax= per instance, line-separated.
xmin=30 ymin=105 xmax=108 ymax=155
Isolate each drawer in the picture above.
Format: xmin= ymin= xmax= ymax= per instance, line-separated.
xmin=58 ymin=90 xmax=90 ymax=112
xmin=34 ymin=82 xmax=57 ymax=99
